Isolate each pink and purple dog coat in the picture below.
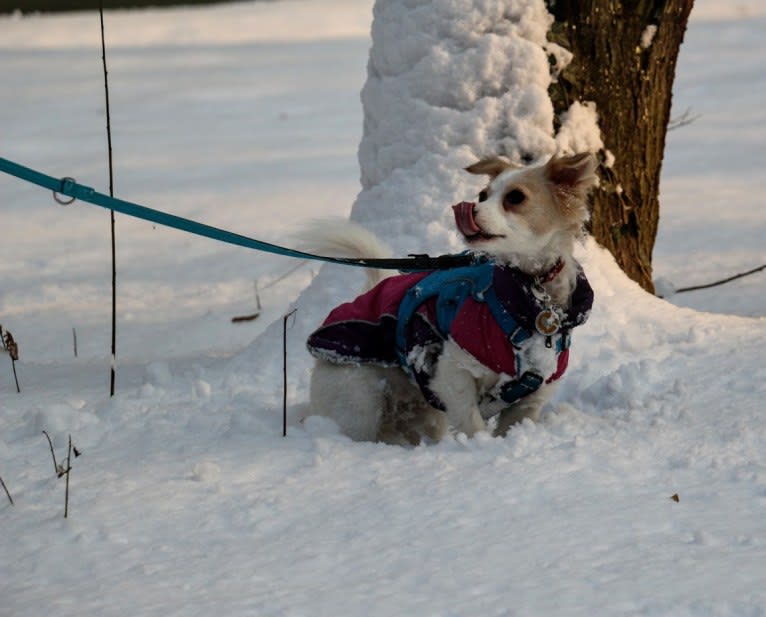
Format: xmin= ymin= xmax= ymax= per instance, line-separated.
xmin=307 ymin=260 xmax=593 ymax=410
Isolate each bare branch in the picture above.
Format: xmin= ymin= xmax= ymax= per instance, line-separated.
xmin=0 ymin=474 xmax=13 ymax=506
xmin=64 ymin=435 xmax=72 ymax=518
xmin=668 ymin=107 xmax=701 ymax=131
xmin=283 ymin=308 xmax=298 ymax=437
xmin=1 ymin=326 xmax=21 ymax=392
xmin=675 ymin=263 xmax=766 ymax=294
xmin=42 ymin=431 xmax=65 ymax=477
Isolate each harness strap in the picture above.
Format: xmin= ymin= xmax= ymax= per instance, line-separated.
xmin=395 ymin=262 xmax=495 ymax=361
xmin=482 ymin=286 xmax=532 ymax=348
xmin=0 ymin=156 xmax=472 ymax=272
xmin=498 ymin=372 xmax=544 ymax=403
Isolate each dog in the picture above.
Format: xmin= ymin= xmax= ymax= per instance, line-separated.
xmin=304 ymin=152 xmax=597 ymax=445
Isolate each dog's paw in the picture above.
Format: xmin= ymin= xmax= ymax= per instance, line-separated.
xmin=454 ymin=427 xmax=493 ymax=447
xmin=450 ymin=416 xmax=487 ymax=439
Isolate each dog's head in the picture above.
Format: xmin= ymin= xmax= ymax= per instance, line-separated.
xmin=455 ymin=153 xmax=597 ymax=266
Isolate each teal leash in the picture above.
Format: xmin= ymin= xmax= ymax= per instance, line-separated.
xmin=0 ymin=156 xmax=472 ymax=271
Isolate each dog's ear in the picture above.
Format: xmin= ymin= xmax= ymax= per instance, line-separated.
xmin=464 ymin=158 xmax=513 ymax=180
xmin=544 ymin=153 xmax=598 ymax=195
xmin=545 ymin=153 xmax=598 ymax=221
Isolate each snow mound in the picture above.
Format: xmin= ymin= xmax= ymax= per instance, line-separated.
xmin=6 ymin=237 xmax=766 ymax=617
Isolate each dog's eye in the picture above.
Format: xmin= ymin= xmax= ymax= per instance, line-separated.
xmin=503 ymin=189 xmax=526 ymax=209
xmin=478 ymin=190 xmax=489 ymax=203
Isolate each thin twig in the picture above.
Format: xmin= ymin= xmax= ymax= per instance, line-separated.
xmin=64 ymin=435 xmax=72 ymax=518
xmin=231 ymin=312 xmax=260 ymax=323
xmin=1 ymin=326 xmax=21 ymax=393
xmin=282 ymin=308 xmax=298 ymax=437
xmin=72 ymin=327 xmax=78 ymax=358
xmin=260 ymin=260 xmax=308 ymax=292
xmin=0 ymin=474 xmax=13 ymax=505
xmin=231 ymin=266 xmax=306 ymax=323
xmin=675 ymin=263 xmax=766 ymax=294
xmin=231 ymin=281 xmax=264 ymax=323
xmin=100 ymin=1 xmax=117 ymax=397
xmin=668 ymin=107 xmax=701 ymax=131
xmin=42 ymin=431 xmax=63 ymax=477
xmin=11 ymin=359 xmax=20 ymax=393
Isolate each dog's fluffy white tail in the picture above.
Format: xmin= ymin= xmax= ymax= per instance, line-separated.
xmin=295 ymin=218 xmax=393 ymax=290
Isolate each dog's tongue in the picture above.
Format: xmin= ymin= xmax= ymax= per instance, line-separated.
xmin=452 ymin=201 xmax=480 ymax=237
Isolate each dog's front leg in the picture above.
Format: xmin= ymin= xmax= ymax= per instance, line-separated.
xmin=493 ymin=382 xmax=557 ymax=437
xmin=429 ymin=341 xmax=486 ymax=437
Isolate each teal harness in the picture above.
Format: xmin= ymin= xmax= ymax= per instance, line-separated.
xmin=395 ymin=261 xmax=533 ymax=356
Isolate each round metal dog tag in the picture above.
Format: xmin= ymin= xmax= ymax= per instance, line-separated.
xmin=535 ymin=308 xmax=561 ymax=336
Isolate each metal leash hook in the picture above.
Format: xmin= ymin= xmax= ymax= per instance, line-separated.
xmin=53 ymin=177 xmax=77 ymax=205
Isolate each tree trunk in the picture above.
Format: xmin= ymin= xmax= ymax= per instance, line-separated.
xmin=547 ymin=0 xmax=694 ymax=293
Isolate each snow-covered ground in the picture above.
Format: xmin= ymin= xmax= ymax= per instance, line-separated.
xmin=0 ymin=0 xmax=765 ymax=615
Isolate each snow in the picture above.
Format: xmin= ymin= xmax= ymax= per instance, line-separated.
xmin=1 ymin=0 xmax=765 ymax=616
xmin=640 ymin=24 xmax=658 ymax=50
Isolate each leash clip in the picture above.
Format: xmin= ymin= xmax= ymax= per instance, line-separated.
xmin=53 ymin=177 xmax=77 ymax=206
xmin=406 ymin=253 xmax=433 ymax=270
xmin=406 ymin=252 xmax=476 ymax=271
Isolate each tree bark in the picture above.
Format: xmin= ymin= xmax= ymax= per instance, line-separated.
xmin=547 ymin=0 xmax=694 ymax=293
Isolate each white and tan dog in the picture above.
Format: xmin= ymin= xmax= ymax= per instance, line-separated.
xmin=305 ymin=153 xmax=597 ymax=445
